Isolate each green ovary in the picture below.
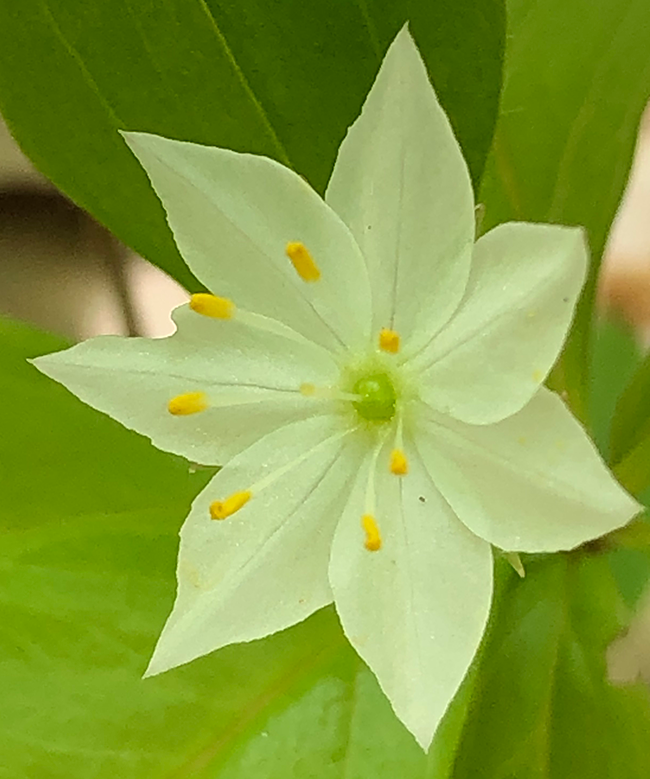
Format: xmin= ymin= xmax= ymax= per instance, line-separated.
xmin=352 ymin=372 xmax=397 ymax=422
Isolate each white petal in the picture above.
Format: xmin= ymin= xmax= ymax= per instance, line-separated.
xmin=415 ymin=223 xmax=587 ymax=424
xmin=123 ymin=132 xmax=372 ymax=353
xmin=32 ymin=305 xmax=339 ymax=465
xmin=416 ymin=388 xmax=641 ymax=553
xmin=325 ymin=27 xmax=474 ymax=351
xmin=329 ymin=439 xmax=493 ymax=750
xmin=147 ymin=415 xmax=362 ymax=675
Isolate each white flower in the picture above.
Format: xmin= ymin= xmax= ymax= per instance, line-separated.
xmin=33 ymin=28 xmax=639 ymax=749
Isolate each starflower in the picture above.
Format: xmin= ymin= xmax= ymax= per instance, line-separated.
xmin=34 ymin=28 xmax=639 ymax=749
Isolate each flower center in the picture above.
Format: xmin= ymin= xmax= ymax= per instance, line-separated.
xmin=352 ymin=372 xmax=396 ymax=422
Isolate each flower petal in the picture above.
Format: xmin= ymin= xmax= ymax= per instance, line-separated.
xmin=147 ymin=414 xmax=362 ymax=676
xmin=416 ymin=388 xmax=641 ymax=553
xmin=325 ymin=27 xmax=474 ymax=350
xmin=329 ymin=439 xmax=493 ymax=750
xmin=415 ymin=223 xmax=587 ymax=424
xmin=32 ymin=305 xmax=339 ymax=465
xmin=123 ymin=132 xmax=371 ymax=352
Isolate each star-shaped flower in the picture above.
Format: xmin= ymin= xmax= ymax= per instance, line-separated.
xmin=34 ymin=28 xmax=639 ymax=749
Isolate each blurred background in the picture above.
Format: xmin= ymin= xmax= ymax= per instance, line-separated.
xmin=0 ymin=115 xmax=188 ymax=341
xmin=600 ymin=103 xmax=650 ymax=344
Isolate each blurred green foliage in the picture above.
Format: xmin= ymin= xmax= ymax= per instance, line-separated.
xmin=454 ymin=556 xmax=650 ymax=779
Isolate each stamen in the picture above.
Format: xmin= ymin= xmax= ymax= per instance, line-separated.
xmin=207 ymin=428 xmax=353 ymax=521
xmin=362 ymin=514 xmax=382 ymax=552
xmin=379 ymin=328 xmax=400 ymax=354
xmin=286 ymin=241 xmax=321 ymax=282
xmin=191 ymin=298 xmax=333 ymax=355
xmin=360 ymin=434 xmax=388 ymax=552
xmin=389 ymin=412 xmax=407 ymax=475
xmin=190 ymin=293 xmax=235 ymax=319
xmin=168 ymin=391 xmax=209 ymax=416
xmin=210 ymin=490 xmax=252 ymax=520
xmin=390 ymin=448 xmax=408 ymax=475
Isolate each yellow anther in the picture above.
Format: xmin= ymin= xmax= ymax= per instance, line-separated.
xmin=300 ymin=383 xmax=316 ymax=396
xmin=190 ymin=293 xmax=235 ymax=319
xmin=210 ymin=490 xmax=252 ymax=520
xmin=286 ymin=241 xmax=321 ymax=282
xmin=167 ymin=391 xmax=209 ymax=416
xmin=362 ymin=514 xmax=382 ymax=552
xmin=390 ymin=448 xmax=408 ymax=475
xmin=379 ymin=328 xmax=400 ymax=354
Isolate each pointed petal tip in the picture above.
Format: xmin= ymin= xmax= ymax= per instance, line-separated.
xmin=120 ymin=130 xmax=180 ymax=163
xmin=143 ymin=644 xmax=182 ymax=679
xmin=118 ymin=128 xmax=141 ymax=148
xmin=119 ymin=128 xmax=149 ymax=142
xmin=141 ymin=663 xmax=159 ymax=680
xmin=384 ymin=695 xmax=440 ymax=753
xmin=395 ymin=20 xmax=412 ymax=40
xmin=142 ymin=654 xmax=176 ymax=679
xmin=557 ymin=477 xmax=644 ymax=553
xmin=29 ymin=349 xmax=67 ymax=377
xmin=598 ymin=497 xmax=646 ymax=544
xmin=29 ymin=355 xmax=53 ymax=382
xmin=119 ymin=129 xmax=159 ymax=156
xmin=387 ymin=21 xmax=422 ymax=63
xmin=412 ymin=725 xmax=436 ymax=753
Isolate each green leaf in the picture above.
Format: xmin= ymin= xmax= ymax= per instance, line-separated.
xmin=591 ymin=317 xmax=650 ymax=498
xmin=453 ymin=556 xmax=650 ymax=778
xmin=610 ymin=347 xmax=650 ymax=470
xmin=609 ymin=547 xmax=650 ymax=608
xmin=0 ymin=316 xmax=475 ymax=776
xmin=0 ymin=0 xmax=504 ymax=289
xmin=585 ymin=317 xmax=650 ymax=498
xmin=588 ymin=316 xmax=642 ymax=461
xmin=481 ymin=0 xmax=650 ymax=422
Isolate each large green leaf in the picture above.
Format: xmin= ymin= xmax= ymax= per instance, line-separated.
xmin=0 ymin=316 xmax=480 ymax=776
xmin=610 ymin=347 xmax=650 ymax=478
xmin=0 ymin=0 xmax=504 ymax=290
xmin=480 ymin=0 xmax=650 ymax=421
xmin=588 ymin=317 xmax=642 ymax=462
xmin=586 ymin=319 xmax=650 ymax=500
xmin=453 ymin=556 xmax=650 ymax=778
